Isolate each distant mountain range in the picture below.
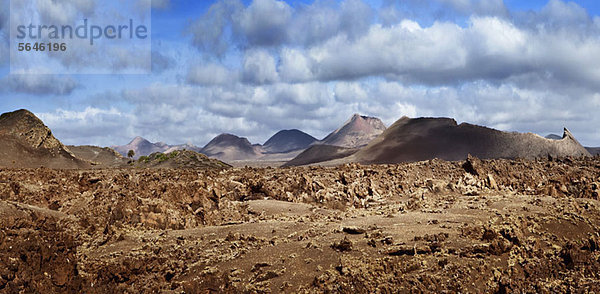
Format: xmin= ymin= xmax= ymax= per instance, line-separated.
xmin=111 ymin=113 xmax=386 ymax=163
xmin=0 ymin=109 xmax=597 ymax=169
xmin=106 ymin=113 xmax=600 ymax=166
xmin=112 ymin=137 xmax=202 ymax=159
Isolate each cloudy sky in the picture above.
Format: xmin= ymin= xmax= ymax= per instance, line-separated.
xmin=1 ymin=0 xmax=599 ymax=147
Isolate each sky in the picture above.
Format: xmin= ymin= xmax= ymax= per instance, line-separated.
xmin=0 ymin=0 xmax=599 ymax=147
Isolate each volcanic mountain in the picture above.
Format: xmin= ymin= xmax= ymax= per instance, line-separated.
xmin=349 ymin=117 xmax=590 ymax=164
xmin=201 ymin=133 xmax=262 ymax=162
xmin=318 ymin=114 xmax=386 ymax=148
xmin=262 ymin=129 xmax=317 ymax=153
xmin=288 ymin=116 xmax=591 ymax=166
xmin=0 ymin=109 xmax=89 ymax=168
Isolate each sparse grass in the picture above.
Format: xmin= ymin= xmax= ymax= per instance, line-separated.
xmin=138 ymin=156 xmax=150 ymax=164
xmin=154 ymin=151 xmax=179 ymax=163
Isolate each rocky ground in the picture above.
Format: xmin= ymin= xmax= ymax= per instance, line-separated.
xmin=1 ymin=156 xmax=599 ymax=293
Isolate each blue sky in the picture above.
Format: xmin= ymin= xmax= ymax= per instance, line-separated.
xmin=1 ymin=0 xmax=600 ymax=147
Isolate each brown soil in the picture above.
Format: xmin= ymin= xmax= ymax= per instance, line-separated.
xmin=1 ymin=156 xmax=600 ymax=293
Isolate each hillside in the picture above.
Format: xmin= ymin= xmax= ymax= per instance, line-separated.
xmin=135 ymin=150 xmax=231 ymax=169
xmin=0 ymin=109 xmax=89 ymax=169
xmin=319 ymin=114 xmax=386 ymax=148
xmin=348 ymin=117 xmax=591 ymax=164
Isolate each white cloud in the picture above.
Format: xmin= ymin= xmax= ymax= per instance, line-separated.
xmin=37 ymin=107 xmax=133 ymax=145
xmin=1 ymin=75 xmax=78 ymax=95
xmin=236 ymin=0 xmax=292 ymax=46
xmin=4 ymin=0 xmax=600 ymax=148
xmin=187 ymin=63 xmax=239 ymax=86
xmin=188 ymin=0 xmax=374 ymax=55
xmin=278 ymin=48 xmax=313 ymax=82
xmin=335 ymin=82 xmax=368 ymax=102
xmin=242 ymin=49 xmax=279 ymax=84
xmin=34 ymin=0 xmax=96 ymax=24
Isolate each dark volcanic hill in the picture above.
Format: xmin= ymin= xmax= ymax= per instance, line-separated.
xmin=286 ymin=116 xmax=591 ymax=166
xmin=201 ymin=133 xmax=262 ymax=162
xmin=348 ymin=117 xmax=591 ymax=164
xmin=263 ymin=129 xmax=317 ymax=153
xmin=319 ymin=114 xmax=386 ymax=148
xmin=0 ymin=109 xmax=89 ymax=168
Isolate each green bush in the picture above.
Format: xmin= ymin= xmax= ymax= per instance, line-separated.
xmin=138 ymin=156 xmax=149 ymax=163
xmin=156 ymin=153 xmax=170 ymax=163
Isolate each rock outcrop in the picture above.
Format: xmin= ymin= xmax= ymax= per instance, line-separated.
xmin=0 ymin=109 xmax=89 ymax=168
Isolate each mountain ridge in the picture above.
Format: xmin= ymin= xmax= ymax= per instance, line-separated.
xmin=306 ymin=116 xmax=591 ymax=166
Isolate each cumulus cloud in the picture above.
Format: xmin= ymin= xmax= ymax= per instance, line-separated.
xmin=278 ymin=48 xmax=313 ymax=83
xmin=288 ymin=0 xmax=373 ymax=45
xmin=1 ymin=75 xmax=78 ymax=95
xmin=187 ymin=0 xmax=600 ymax=89
xmin=242 ymin=49 xmax=279 ymax=84
xmin=188 ymin=0 xmax=374 ymax=56
xmin=188 ymin=0 xmax=244 ymax=57
xmin=37 ymin=107 xmax=134 ymax=146
xmin=34 ymin=0 xmax=96 ymax=24
xmin=236 ymin=0 xmax=292 ymax=46
xmin=335 ymin=82 xmax=368 ymax=103
xmin=278 ymin=14 xmax=600 ymax=90
xmin=187 ymin=63 xmax=239 ymax=86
